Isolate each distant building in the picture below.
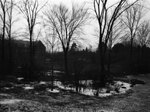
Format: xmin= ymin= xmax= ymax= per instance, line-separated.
xmin=0 ymin=39 xmax=46 ymax=71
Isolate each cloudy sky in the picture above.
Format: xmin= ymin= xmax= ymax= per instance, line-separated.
xmin=38 ymin=0 xmax=123 ymax=49
xmin=14 ymin=0 xmax=150 ymax=50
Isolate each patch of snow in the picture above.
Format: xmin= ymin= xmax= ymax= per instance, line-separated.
xmin=39 ymin=81 xmax=47 ymax=85
xmin=0 ymin=99 xmax=24 ymax=104
xmin=78 ymin=88 xmax=112 ymax=97
xmin=47 ymin=89 xmax=60 ymax=93
xmin=100 ymin=88 xmax=107 ymax=93
xmin=23 ymin=85 xmax=34 ymax=90
xmin=98 ymin=93 xmax=112 ymax=97
xmin=115 ymin=81 xmax=124 ymax=85
xmin=54 ymin=81 xmax=75 ymax=90
xmin=53 ymin=80 xmax=131 ymax=97
xmin=17 ymin=77 xmax=24 ymax=81
xmin=110 ymin=81 xmax=131 ymax=94
xmin=54 ymin=70 xmax=64 ymax=74
xmin=79 ymin=81 xmax=131 ymax=97
xmin=62 ymin=85 xmax=76 ymax=91
xmin=122 ymin=82 xmax=131 ymax=89
xmin=110 ymin=91 xmax=116 ymax=94
xmin=79 ymin=88 xmax=96 ymax=96
xmin=119 ymin=82 xmax=131 ymax=93
xmin=54 ymin=81 xmax=64 ymax=89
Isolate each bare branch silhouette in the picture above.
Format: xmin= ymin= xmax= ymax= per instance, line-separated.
xmin=43 ymin=3 xmax=89 ymax=78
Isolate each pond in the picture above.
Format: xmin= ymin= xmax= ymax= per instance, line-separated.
xmin=43 ymin=70 xmax=131 ymax=97
xmin=0 ymin=75 xmax=148 ymax=112
xmin=52 ymin=80 xmax=131 ymax=97
xmin=1 ymin=72 xmax=131 ymax=98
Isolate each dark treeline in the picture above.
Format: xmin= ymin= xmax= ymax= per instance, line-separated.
xmin=1 ymin=37 xmax=150 ymax=85
xmin=45 ymin=41 xmax=150 ymax=81
xmin=111 ymin=42 xmax=150 ymax=74
xmin=0 ymin=38 xmax=46 ymax=79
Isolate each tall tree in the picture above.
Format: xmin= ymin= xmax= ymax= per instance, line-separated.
xmin=18 ymin=0 xmax=45 ymax=78
xmin=93 ymin=0 xmax=139 ymax=86
xmin=44 ymin=27 xmax=59 ymax=90
xmin=0 ymin=0 xmax=7 ymax=76
xmin=137 ymin=21 xmax=150 ymax=60
xmin=137 ymin=21 xmax=150 ymax=48
xmin=5 ymin=0 xmax=15 ymax=74
xmin=120 ymin=2 xmax=143 ymax=72
xmin=44 ymin=3 xmax=89 ymax=79
xmin=107 ymin=21 xmax=125 ymax=73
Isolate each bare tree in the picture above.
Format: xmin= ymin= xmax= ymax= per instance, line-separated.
xmin=137 ymin=21 xmax=150 ymax=47
xmin=5 ymin=0 xmax=16 ymax=74
xmin=44 ymin=28 xmax=59 ymax=54
xmin=120 ymin=2 xmax=143 ymax=72
xmin=135 ymin=20 xmax=150 ymax=72
xmin=137 ymin=21 xmax=150 ymax=59
xmin=0 ymin=0 xmax=7 ymax=76
xmin=107 ymin=20 xmax=125 ymax=73
xmin=17 ymin=0 xmax=46 ymax=78
xmin=44 ymin=27 xmax=59 ymax=90
xmin=43 ymin=3 xmax=89 ymax=79
xmin=93 ymin=0 xmax=139 ymax=86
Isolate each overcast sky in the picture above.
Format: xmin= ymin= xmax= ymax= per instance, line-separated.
xmin=15 ymin=0 xmax=150 ymax=50
xmin=39 ymin=0 xmax=122 ymax=49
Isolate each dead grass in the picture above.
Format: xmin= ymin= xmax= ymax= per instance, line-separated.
xmin=0 ymin=75 xmax=149 ymax=112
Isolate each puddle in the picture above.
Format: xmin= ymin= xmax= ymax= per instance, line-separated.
xmin=53 ymin=80 xmax=131 ymax=97
xmin=3 ymin=78 xmax=131 ymax=98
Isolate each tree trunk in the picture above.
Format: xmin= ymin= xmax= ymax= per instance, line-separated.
xmin=1 ymin=36 xmax=5 ymax=77
xmin=64 ymin=50 xmax=69 ymax=80
xmin=8 ymin=37 xmax=12 ymax=75
xmin=141 ymin=45 xmax=144 ymax=59
xmin=74 ymin=61 xmax=79 ymax=92
xmin=98 ymin=41 xmax=106 ymax=87
xmin=29 ymin=32 xmax=34 ymax=80
xmin=141 ymin=45 xmax=144 ymax=69
xmin=130 ymin=37 xmax=133 ymax=73
xmin=1 ymin=13 xmax=6 ymax=78
xmin=51 ymin=49 xmax=54 ymax=91
xmin=51 ymin=64 xmax=54 ymax=91
xmin=107 ymin=49 xmax=111 ymax=73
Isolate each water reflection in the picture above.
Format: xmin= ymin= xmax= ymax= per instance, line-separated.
xmin=43 ymin=71 xmax=131 ymax=97
xmin=53 ymin=80 xmax=130 ymax=97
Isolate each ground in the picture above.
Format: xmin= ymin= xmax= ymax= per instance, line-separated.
xmin=0 ymin=74 xmax=149 ymax=112
xmin=106 ymin=74 xmax=150 ymax=112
